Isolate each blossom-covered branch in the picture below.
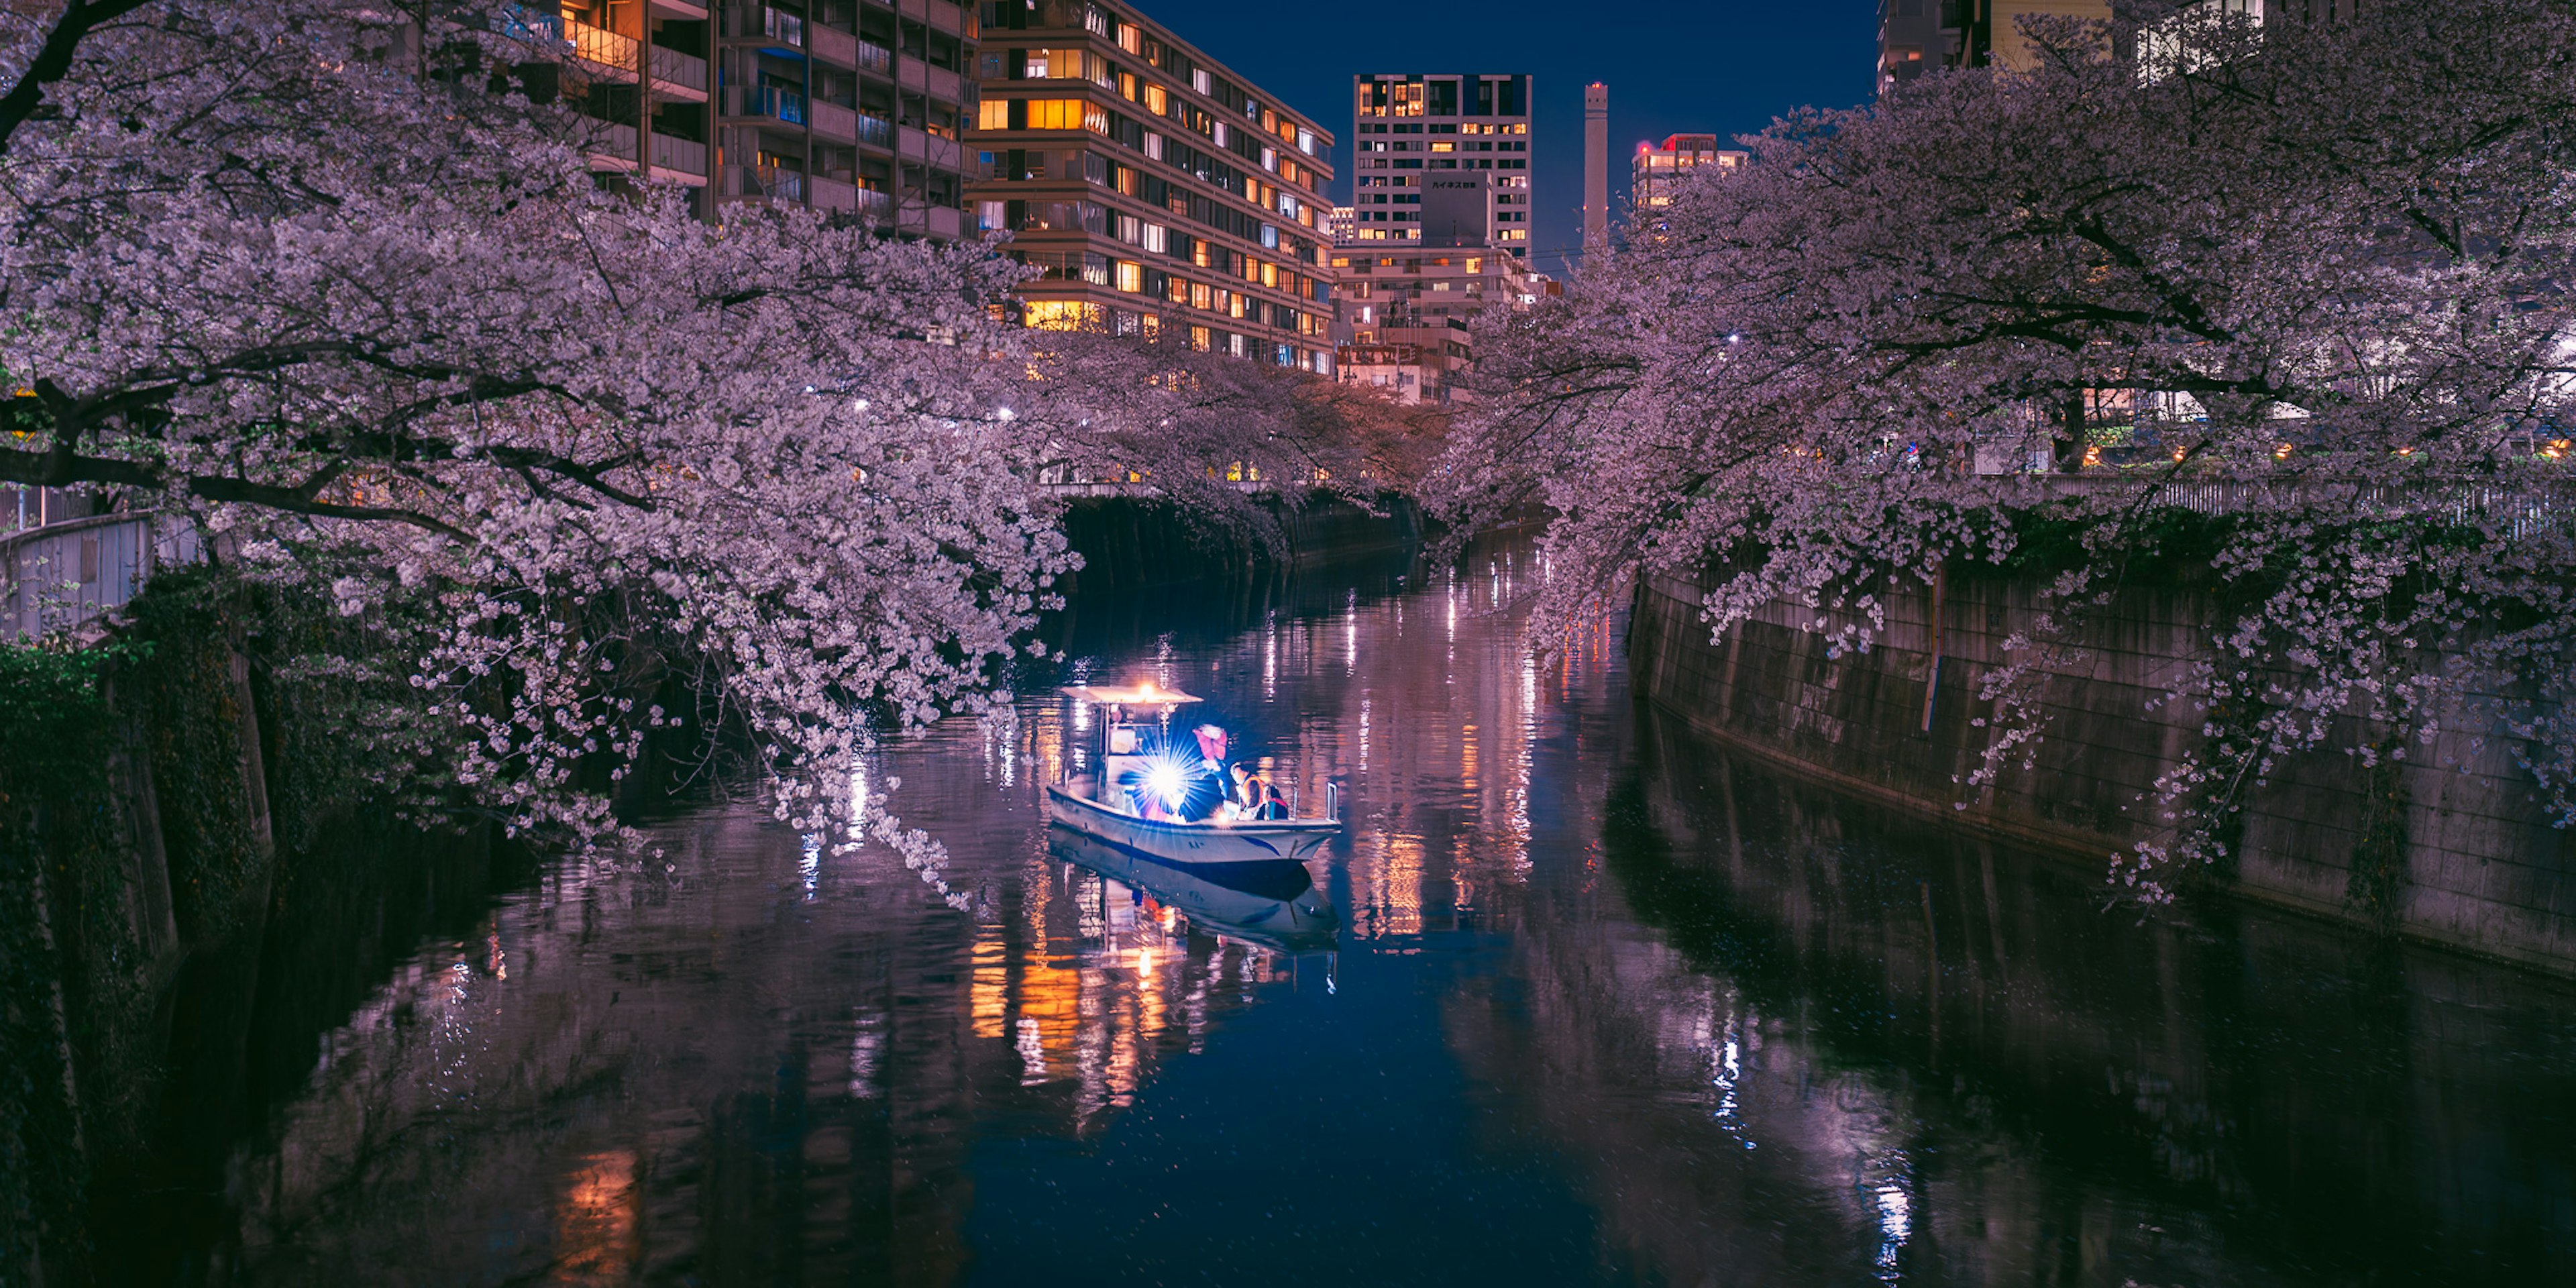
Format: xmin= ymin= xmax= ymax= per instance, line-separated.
xmin=1447 ymin=1 xmax=2576 ymax=897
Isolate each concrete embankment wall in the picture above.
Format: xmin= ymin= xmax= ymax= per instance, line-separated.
xmin=1629 ymin=568 xmax=2576 ymax=973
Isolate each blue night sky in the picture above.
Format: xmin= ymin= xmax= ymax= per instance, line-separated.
xmin=1127 ymin=1 xmax=1882 ymax=278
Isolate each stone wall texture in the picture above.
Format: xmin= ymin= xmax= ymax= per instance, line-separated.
xmin=1629 ymin=568 xmax=2576 ymax=973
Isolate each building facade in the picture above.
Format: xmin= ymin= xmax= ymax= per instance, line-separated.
xmin=553 ymin=0 xmax=978 ymax=237
xmin=1347 ymin=73 xmax=1533 ymax=256
xmin=1329 ymin=247 xmax=1551 ymax=405
xmin=965 ymin=1 xmax=1337 ymax=369
xmin=1631 ymin=133 xmax=1746 ymax=222
xmin=1878 ymin=0 xmax=2110 ymax=91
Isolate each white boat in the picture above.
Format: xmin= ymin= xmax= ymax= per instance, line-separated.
xmin=1044 ymin=682 xmax=1342 ymax=867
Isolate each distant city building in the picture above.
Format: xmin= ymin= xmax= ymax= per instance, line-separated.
xmin=557 ymin=0 xmax=977 ymax=235
xmin=1631 ymin=133 xmax=1747 ymax=223
xmin=1879 ymin=0 xmax=2112 ymax=91
xmin=1329 ymin=246 xmax=1552 ymax=405
xmin=1326 ymin=204 xmax=1357 ymax=244
xmin=967 ymin=0 xmax=1337 ymax=370
xmin=1582 ymin=82 xmax=1608 ymax=250
xmin=1348 ymin=72 xmax=1534 ymax=255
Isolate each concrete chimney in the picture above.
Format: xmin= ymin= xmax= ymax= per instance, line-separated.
xmin=1583 ymin=82 xmax=1609 ymax=250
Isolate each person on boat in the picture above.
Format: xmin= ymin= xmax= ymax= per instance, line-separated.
xmin=1227 ymin=763 xmax=1289 ymax=820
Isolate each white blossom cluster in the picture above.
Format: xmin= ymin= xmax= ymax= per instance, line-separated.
xmin=1445 ymin=3 xmax=2576 ymax=899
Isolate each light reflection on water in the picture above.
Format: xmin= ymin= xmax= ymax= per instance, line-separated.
xmin=176 ymin=544 xmax=2576 ymax=1287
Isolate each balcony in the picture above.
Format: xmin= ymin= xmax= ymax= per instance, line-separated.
xmin=584 ymin=121 xmax=639 ymax=170
xmin=810 ymin=23 xmax=857 ymax=68
xmin=565 ymin=16 xmax=637 ymax=80
xmin=854 ymin=111 xmax=891 ymax=148
xmin=763 ymin=7 xmax=804 ymax=48
xmin=727 ymin=84 xmax=808 ymax=126
xmin=810 ymin=99 xmax=859 ymax=141
xmin=649 ymin=44 xmax=708 ymax=100
xmin=854 ymin=40 xmax=893 ymax=76
xmin=651 ymin=133 xmax=709 ymax=182
xmin=812 ymin=174 xmax=859 ymax=212
xmin=650 ymin=0 xmax=708 ymax=17
xmin=724 ymin=164 xmax=806 ymax=203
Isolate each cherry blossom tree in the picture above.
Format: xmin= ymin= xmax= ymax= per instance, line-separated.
xmin=0 ymin=1 xmax=1374 ymax=843
xmin=1448 ymin=1 xmax=2576 ymax=896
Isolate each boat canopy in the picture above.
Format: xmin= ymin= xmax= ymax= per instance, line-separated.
xmin=1059 ymin=682 xmax=1202 ymax=706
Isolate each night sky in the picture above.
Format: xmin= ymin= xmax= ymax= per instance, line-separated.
xmin=1128 ymin=0 xmax=1882 ymax=278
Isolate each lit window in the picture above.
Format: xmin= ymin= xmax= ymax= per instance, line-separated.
xmin=1024 ymin=301 xmax=1099 ymax=330
xmin=979 ymin=99 xmax=1009 ymax=130
xmin=1116 ymin=260 xmax=1142 ymax=292
xmin=1022 ymin=99 xmax=1090 ymax=130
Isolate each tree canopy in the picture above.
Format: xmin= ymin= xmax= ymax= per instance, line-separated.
xmin=1448 ymin=1 xmax=2576 ymax=894
xmin=0 ymin=1 xmax=1411 ymax=841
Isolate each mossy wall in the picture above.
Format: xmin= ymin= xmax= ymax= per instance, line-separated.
xmin=0 ymin=568 xmax=392 ymax=1283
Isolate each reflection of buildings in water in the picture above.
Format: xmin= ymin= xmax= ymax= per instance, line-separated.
xmin=217 ymin=791 xmax=1329 ymax=1283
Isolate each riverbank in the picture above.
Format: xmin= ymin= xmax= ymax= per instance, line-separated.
xmin=1628 ymin=566 xmax=2576 ymax=974
xmin=0 ymin=492 xmax=1426 ymax=1285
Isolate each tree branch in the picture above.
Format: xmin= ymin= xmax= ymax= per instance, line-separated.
xmin=0 ymin=0 xmax=159 ymax=157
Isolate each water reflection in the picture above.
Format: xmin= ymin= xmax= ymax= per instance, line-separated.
xmin=120 ymin=539 xmax=2576 ymax=1285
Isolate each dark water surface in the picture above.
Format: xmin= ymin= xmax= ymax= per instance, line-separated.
xmin=139 ymin=547 xmax=2576 ymax=1285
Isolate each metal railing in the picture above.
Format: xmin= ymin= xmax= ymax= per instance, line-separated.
xmin=729 ymin=84 xmax=808 ymax=125
xmin=2017 ymin=472 xmax=2575 ymax=541
xmin=3 ymin=512 xmax=202 ymax=640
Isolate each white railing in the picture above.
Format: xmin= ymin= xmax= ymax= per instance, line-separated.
xmin=3 ymin=512 xmax=202 ymax=640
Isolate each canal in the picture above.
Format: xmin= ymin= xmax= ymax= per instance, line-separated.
xmin=113 ymin=543 xmax=2576 ymax=1285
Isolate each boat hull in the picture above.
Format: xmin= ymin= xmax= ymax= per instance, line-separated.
xmin=1043 ymin=785 xmax=1339 ymax=865
xmin=1048 ymin=829 xmax=1336 ymax=951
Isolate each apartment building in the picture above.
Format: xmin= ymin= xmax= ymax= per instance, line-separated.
xmin=1329 ymin=247 xmax=1550 ymax=405
xmin=1631 ymin=133 xmax=1747 ymax=221
xmin=1878 ymin=0 xmax=2110 ymax=90
xmin=965 ymin=1 xmax=1338 ymax=370
xmin=1348 ymin=73 xmax=1534 ymax=256
xmin=551 ymin=0 xmax=977 ymax=237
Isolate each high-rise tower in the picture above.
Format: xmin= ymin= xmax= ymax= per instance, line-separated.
xmin=1348 ymin=73 xmax=1535 ymax=255
xmin=1582 ymin=82 xmax=1608 ymax=250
